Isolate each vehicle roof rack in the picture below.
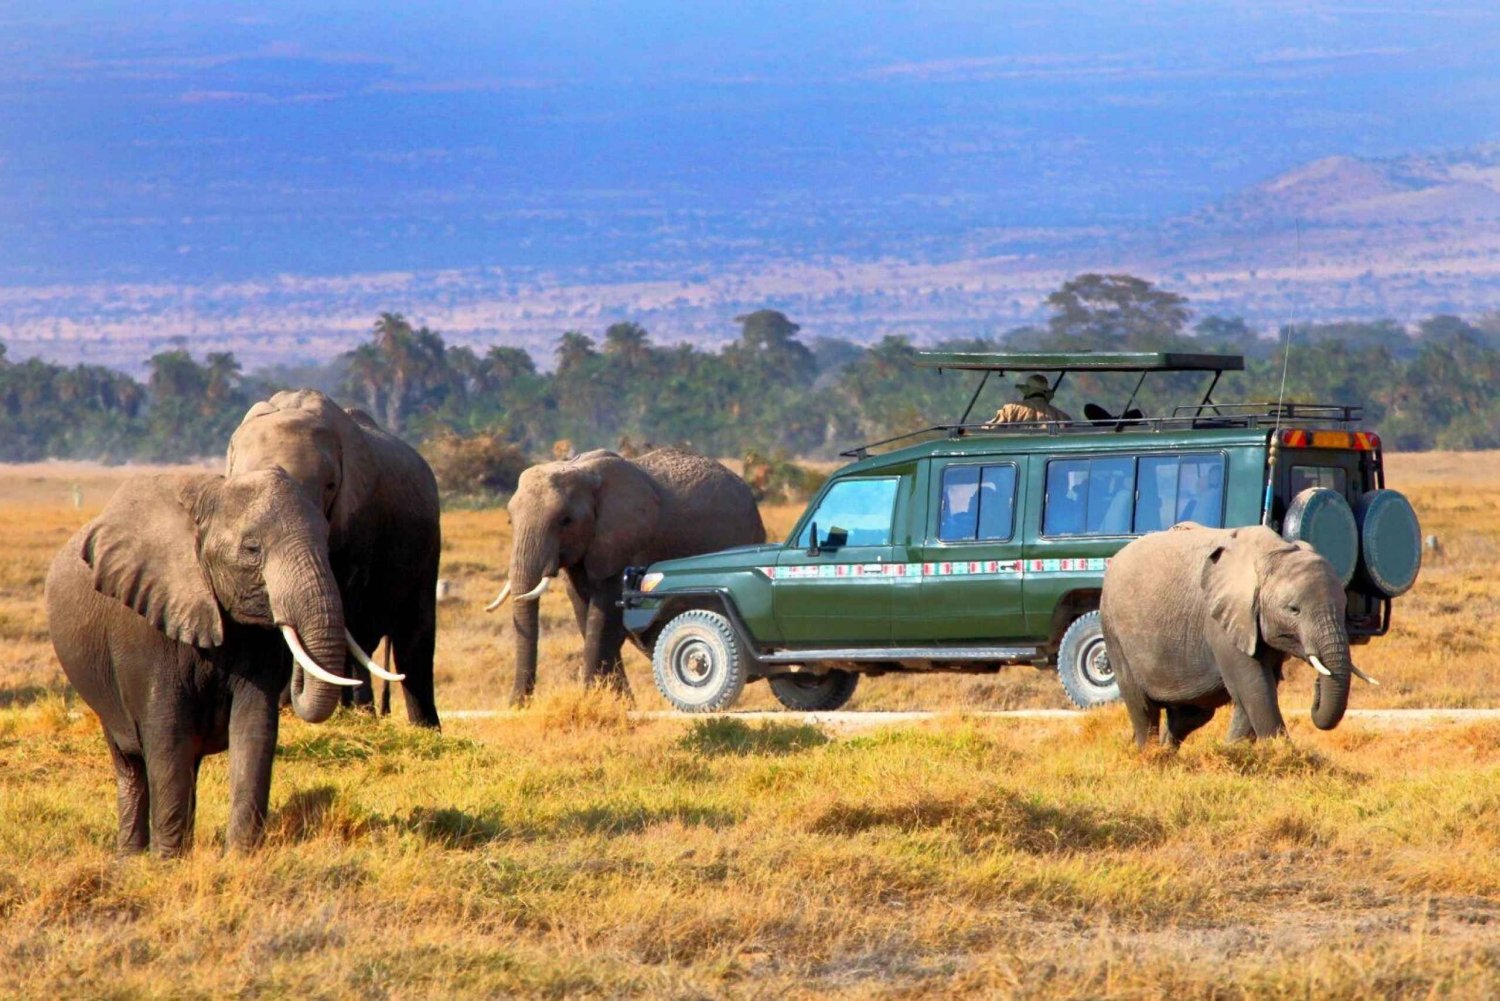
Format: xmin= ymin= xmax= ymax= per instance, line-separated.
xmin=838 ymin=402 xmax=1365 ymax=459
xmin=914 ymin=351 xmax=1245 ymax=373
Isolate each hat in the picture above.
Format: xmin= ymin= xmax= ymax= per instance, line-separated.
xmin=1016 ymin=374 xmax=1053 ymax=399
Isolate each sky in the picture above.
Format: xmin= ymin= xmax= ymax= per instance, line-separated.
xmin=3 ymin=1 xmax=1500 ymax=288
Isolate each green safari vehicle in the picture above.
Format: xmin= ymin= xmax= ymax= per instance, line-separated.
xmin=621 ymin=351 xmax=1422 ymax=712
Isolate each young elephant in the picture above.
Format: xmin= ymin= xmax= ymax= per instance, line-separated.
xmin=486 ymin=447 xmax=766 ymax=704
xmin=46 ymin=470 xmax=367 ymax=856
xmin=1101 ymin=523 xmax=1377 ymax=748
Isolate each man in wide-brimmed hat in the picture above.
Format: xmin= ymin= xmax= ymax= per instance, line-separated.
xmin=987 ymin=373 xmax=1072 ymax=425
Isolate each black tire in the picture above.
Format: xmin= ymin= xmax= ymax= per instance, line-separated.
xmin=768 ymin=670 xmax=859 ymax=711
xmin=1056 ymin=611 xmax=1119 ymax=709
xmin=652 ymin=609 xmax=748 ymax=713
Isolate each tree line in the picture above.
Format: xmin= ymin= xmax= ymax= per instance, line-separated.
xmin=2 ymin=273 xmax=1498 ymax=466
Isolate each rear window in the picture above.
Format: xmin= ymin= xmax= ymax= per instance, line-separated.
xmin=938 ymin=464 xmax=1018 ymax=542
xmin=1290 ymin=465 xmax=1348 ymax=497
xmin=1045 ymin=453 xmax=1225 ymax=537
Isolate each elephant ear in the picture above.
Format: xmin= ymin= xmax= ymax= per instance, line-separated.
xmin=80 ymin=474 xmax=224 ymax=648
xmin=1201 ymin=533 xmax=1261 ymax=657
xmin=581 ymin=454 xmax=662 ymax=579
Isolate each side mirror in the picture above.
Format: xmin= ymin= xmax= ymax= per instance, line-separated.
xmin=806 ymin=521 xmax=821 ymax=557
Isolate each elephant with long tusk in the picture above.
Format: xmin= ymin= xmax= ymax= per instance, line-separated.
xmin=227 ymin=389 xmax=441 ymax=727
xmin=490 ymin=447 xmax=765 ymax=706
xmin=1101 ymin=523 xmax=1374 ymax=749
xmin=46 ymin=470 xmax=358 ymax=856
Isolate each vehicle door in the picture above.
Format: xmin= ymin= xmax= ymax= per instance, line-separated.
xmin=902 ymin=456 xmax=1029 ymax=642
xmin=772 ymin=474 xmax=903 ymax=645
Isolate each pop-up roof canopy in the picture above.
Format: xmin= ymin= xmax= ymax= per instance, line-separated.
xmin=914 ymin=351 xmax=1245 ymax=373
xmin=916 ymin=351 xmax=1246 ymax=428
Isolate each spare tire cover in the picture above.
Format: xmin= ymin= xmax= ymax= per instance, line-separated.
xmin=1281 ymin=487 xmax=1358 ymax=585
xmin=1355 ymin=489 xmax=1422 ymax=597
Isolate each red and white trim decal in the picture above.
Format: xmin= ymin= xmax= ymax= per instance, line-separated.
xmin=755 ymin=557 xmax=1109 ymax=581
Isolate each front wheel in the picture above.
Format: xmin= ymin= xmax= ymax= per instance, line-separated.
xmin=1056 ymin=611 xmax=1119 ymax=709
xmin=652 ymin=609 xmax=748 ymax=713
xmin=768 ymin=670 xmax=859 ymax=711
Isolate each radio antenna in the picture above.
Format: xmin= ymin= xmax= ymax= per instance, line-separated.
xmin=1272 ymin=218 xmax=1303 ymax=436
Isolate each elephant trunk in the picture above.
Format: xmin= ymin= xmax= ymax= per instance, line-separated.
xmin=269 ymin=548 xmax=349 ymax=724
xmin=1306 ymin=615 xmax=1353 ymax=731
xmin=508 ymin=527 xmax=558 ymax=707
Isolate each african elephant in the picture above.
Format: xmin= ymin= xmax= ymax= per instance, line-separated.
xmin=228 ymin=389 xmax=441 ymax=728
xmin=46 ymin=470 xmax=371 ymax=856
xmin=488 ymin=447 xmax=765 ymax=705
xmin=1100 ymin=523 xmax=1377 ymax=748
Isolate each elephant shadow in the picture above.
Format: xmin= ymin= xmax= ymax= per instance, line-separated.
xmin=678 ymin=717 xmax=830 ymax=758
xmin=557 ymin=802 xmax=739 ymax=836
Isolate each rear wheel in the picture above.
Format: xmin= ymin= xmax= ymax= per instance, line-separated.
xmin=652 ymin=609 xmax=747 ymax=713
xmin=768 ymin=670 xmax=859 ymax=711
xmin=1056 ymin=611 xmax=1119 ymax=709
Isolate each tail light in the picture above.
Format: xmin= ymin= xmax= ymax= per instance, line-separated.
xmin=1277 ymin=429 xmax=1381 ymax=451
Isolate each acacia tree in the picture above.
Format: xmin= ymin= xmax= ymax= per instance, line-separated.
xmin=1046 ymin=273 xmax=1191 ymax=347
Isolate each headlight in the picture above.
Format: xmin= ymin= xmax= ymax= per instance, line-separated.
xmin=639 ymin=572 xmax=664 ymax=593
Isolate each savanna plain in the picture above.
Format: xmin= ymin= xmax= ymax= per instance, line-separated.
xmin=2 ymin=453 xmax=1499 ymax=998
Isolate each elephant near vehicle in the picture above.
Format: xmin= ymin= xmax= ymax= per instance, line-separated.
xmin=227 ymin=389 xmax=441 ymax=728
xmin=46 ymin=470 xmax=375 ymax=856
xmin=1100 ymin=523 xmax=1378 ymax=749
xmin=488 ymin=447 xmax=766 ymax=705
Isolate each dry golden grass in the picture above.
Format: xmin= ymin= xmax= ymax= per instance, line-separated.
xmin=1 ymin=454 xmax=1498 ymax=997
xmin=4 ymin=698 xmax=1500 ymax=997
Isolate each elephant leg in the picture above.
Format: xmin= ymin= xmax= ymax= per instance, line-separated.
xmin=393 ymin=590 xmax=440 ymax=729
xmin=1111 ymin=649 xmax=1159 ymax=749
xmin=145 ymin=734 xmax=198 ymax=859
xmin=582 ymin=576 xmax=632 ymax=700
xmin=106 ymin=736 xmax=150 ymax=855
xmin=1226 ymin=703 xmax=1256 ymax=743
xmin=1163 ymin=705 xmax=1216 ymax=748
xmin=226 ymin=685 xmax=280 ymax=852
xmin=1219 ymin=655 xmax=1287 ymax=740
xmin=564 ymin=568 xmax=590 ymax=638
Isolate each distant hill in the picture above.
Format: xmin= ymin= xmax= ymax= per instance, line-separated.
xmin=6 ymin=146 xmax=1500 ymax=371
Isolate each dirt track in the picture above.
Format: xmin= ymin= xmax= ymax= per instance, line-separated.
xmin=446 ymin=707 xmax=1500 ymax=731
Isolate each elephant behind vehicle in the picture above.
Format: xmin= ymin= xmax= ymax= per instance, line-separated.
xmin=1100 ymin=523 xmax=1377 ymax=749
xmin=488 ymin=447 xmax=766 ymax=705
xmin=46 ymin=470 xmax=366 ymax=856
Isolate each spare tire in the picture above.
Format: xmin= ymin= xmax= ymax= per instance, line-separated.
xmin=1354 ymin=489 xmax=1422 ymax=596
xmin=1282 ymin=487 xmax=1359 ymax=585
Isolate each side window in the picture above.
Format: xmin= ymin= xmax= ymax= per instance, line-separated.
xmin=1290 ymin=465 xmax=1347 ymax=498
xmin=1086 ymin=457 xmax=1135 ymax=534
xmin=977 ymin=465 xmax=1017 ymax=540
xmin=797 ymin=477 xmax=899 ymax=548
xmin=1044 ymin=459 xmax=1090 ymax=537
xmin=1136 ymin=454 xmax=1225 ymax=532
xmin=939 ymin=466 xmax=980 ymax=541
xmin=938 ymin=464 xmax=1017 ymax=542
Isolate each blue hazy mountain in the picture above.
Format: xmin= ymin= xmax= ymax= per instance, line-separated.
xmin=3 ymin=2 xmax=1500 ymax=366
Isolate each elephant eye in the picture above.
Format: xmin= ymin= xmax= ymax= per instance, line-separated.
xmin=560 ymin=515 xmax=573 ymax=527
xmin=242 ymin=539 xmax=263 ymax=555
xmin=1288 ymin=604 xmax=1301 ymax=615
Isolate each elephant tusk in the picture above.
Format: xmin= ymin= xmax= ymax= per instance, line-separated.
xmin=280 ymin=625 xmax=361 ymax=687
xmin=1351 ymin=664 xmax=1381 ymax=686
xmin=483 ymin=582 xmax=511 ymax=613
xmin=345 ymin=630 xmax=405 ymax=682
xmin=1308 ymin=655 xmax=1334 ymax=677
xmin=512 ymin=576 xmax=552 ymax=603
